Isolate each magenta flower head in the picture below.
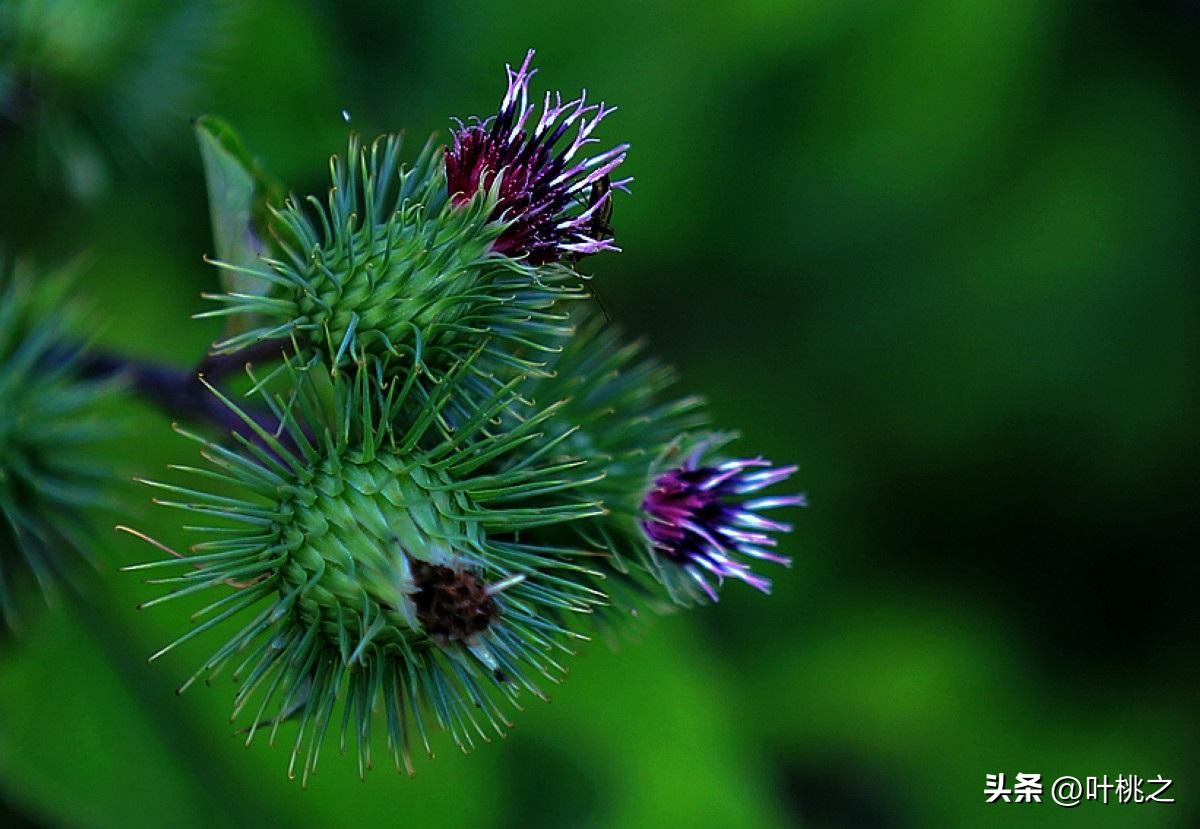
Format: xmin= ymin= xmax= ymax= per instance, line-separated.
xmin=642 ymin=441 xmax=806 ymax=601
xmin=445 ymin=49 xmax=630 ymax=264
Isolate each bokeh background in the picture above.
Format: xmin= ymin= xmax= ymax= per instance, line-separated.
xmin=2 ymin=1 xmax=1198 ymax=827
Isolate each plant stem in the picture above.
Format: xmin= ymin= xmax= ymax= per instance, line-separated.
xmin=66 ymin=340 xmax=291 ymax=451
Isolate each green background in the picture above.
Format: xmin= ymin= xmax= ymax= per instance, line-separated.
xmin=1 ymin=1 xmax=1197 ymax=826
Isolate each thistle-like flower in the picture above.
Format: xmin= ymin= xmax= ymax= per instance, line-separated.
xmin=505 ymin=314 xmax=804 ymax=608
xmin=641 ymin=441 xmax=805 ymax=601
xmin=126 ymin=51 xmax=805 ymax=783
xmin=203 ymin=130 xmax=585 ymax=400
xmin=126 ymin=359 xmax=605 ymax=784
xmin=445 ymin=50 xmax=630 ymax=264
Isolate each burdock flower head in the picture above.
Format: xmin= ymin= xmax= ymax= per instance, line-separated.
xmin=446 ymin=50 xmax=630 ymax=264
xmin=641 ymin=440 xmax=806 ymax=601
xmin=123 ymin=50 xmax=806 ymax=784
xmin=125 ymin=361 xmax=605 ymax=784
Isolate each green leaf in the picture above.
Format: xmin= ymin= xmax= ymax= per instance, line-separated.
xmin=194 ymin=115 xmax=283 ymax=319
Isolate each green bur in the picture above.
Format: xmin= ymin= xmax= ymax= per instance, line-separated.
xmin=129 ymin=362 xmax=607 ymax=784
xmin=130 ymin=51 xmax=801 ymax=784
xmin=202 ymin=133 xmax=586 ymax=406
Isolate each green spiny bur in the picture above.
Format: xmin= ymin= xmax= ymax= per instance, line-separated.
xmin=505 ymin=311 xmax=802 ymax=608
xmin=128 ymin=356 xmax=606 ymax=783
xmin=200 ymin=132 xmax=586 ymax=398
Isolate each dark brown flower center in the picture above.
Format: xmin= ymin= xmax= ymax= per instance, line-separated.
xmin=411 ymin=561 xmax=499 ymax=643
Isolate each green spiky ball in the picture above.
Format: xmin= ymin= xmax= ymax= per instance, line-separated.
xmin=503 ymin=311 xmax=713 ymax=609
xmin=203 ymin=134 xmax=585 ymax=397
xmin=130 ymin=361 xmax=606 ymax=783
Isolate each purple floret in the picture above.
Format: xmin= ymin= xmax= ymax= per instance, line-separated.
xmin=446 ymin=50 xmax=630 ymax=264
xmin=641 ymin=448 xmax=805 ymax=601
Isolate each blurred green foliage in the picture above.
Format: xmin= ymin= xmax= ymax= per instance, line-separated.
xmin=1 ymin=1 xmax=1197 ymax=827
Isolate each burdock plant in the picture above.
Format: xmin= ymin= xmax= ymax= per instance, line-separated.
xmin=118 ymin=50 xmax=806 ymax=783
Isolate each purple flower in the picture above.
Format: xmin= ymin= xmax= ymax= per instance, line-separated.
xmin=641 ymin=447 xmax=805 ymax=601
xmin=446 ymin=50 xmax=630 ymax=265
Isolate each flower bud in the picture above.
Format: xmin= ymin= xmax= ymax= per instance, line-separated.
xmin=203 ymin=132 xmax=585 ymax=392
xmin=127 ymin=361 xmax=605 ymax=783
xmin=508 ymin=314 xmax=804 ymax=606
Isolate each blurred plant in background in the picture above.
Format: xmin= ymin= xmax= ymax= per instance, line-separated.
xmin=0 ymin=0 xmax=237 ymax=201
xmin=0 ymin=264 xmax=123 ymax=632
xmin=2 ymin=1 xmax=1199 ymax=827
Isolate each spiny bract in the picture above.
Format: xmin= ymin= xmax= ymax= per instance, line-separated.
xmin=127 ymin=359 xmax=605 ymax=783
